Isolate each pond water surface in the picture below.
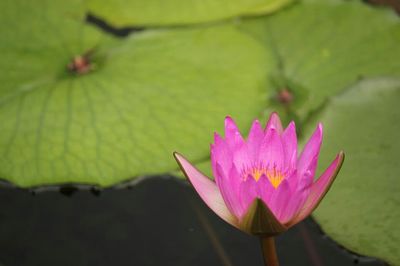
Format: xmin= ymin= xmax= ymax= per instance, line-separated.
xmin=0 ymin=177 xmax=387 ymax=266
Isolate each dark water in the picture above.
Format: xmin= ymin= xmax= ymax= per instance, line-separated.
xmin=0 ymin=177 xmax=387 ymax=266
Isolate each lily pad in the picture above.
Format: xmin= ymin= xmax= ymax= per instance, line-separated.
xmin=238 ymin=0 xmax=400 ymax=123
xmin=189 ymin=0 xmax=400 ymax=176
xmin=311 ymin=78 xmax=400 ymax=265
xmin=86 ymin=0 xmax=293 ymax=27
xmin=0 ymin=0 xmax=272 ymax=187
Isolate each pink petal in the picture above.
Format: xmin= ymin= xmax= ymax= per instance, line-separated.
xmin=258 ymin=174 xmax=276 ymax=206
xmin=268 ymin=180 xmax=290 ymax=222
xmin=281 ymin=192 xmax=303 ymax=224
xmin=224 ymin=116 xmax=244 ymax=149
xmin=216 ymin=164 xmax=243 ymax=218
xmin=211 ymin=133 xmax=232 ymax=182
xmin=247 ymin=119 xmax=264 ymax=161
xmin=284 ymin=173 xmax=314 ymax=224
xmin=266 ymin=112 xmax=283 ymax=134
xmin=286 ymin=151 xmax=345 ymax=227
xmin=258 ymin=128 xmax=284 ymax=170
xmin=238 ymin=175 xmax=258 ymax=218
xmin=232 ymin=140 xmax=251 ymax=173
xmin=281 ymin=179 xmax=311 ymax=224
xmin=298 ymin=123 xmax=323 ymax=178
xmin=174 ymin=152 xmax=238 ymax=226
xmin=282 ymin=121 xmax=297 ymax=173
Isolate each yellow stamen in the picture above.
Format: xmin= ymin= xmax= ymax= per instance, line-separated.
xmin=266 ymin=169 xmax=284 ymax=189
xmin=252 ymin=169 xmax=263 ymax=181
xmin=246 ymin=166 xmax=285 ymax=189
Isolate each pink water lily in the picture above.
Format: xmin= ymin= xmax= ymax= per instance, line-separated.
xmin=174 ymin=113 xmax=344 ymax=236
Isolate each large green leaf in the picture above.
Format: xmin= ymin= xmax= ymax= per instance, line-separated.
xmin=86 ymin=0 xmax=293 ymax=27
xmin=178 ymin=3 xmax=400 ymax=263
xmin=190 ymin=0 xmax=400 ymax=177
xmin=1 ymin=0 xmax=104 ymax=97
xmin=310 ymin=78 xmax=400 ymax=265
xmin=238 ymin=0 xmax=400 ymax=124
xmin=235 ymin=3 xmax=400 ymax=263
xmin=0 ymin=0 xmax=272 ymax=187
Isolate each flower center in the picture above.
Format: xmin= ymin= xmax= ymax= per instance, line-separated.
xmin=245 ymin=166 xmax=285 ymax=189
xmin=266 ymin=168 xmax=285 ymax=189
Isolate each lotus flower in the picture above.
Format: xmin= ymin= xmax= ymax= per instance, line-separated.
xmin=174 ymin=113 xmax=344 ymax=236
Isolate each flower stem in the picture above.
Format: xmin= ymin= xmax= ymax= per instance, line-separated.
xmin=260 ymin=236 xmax=279 ymax=266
